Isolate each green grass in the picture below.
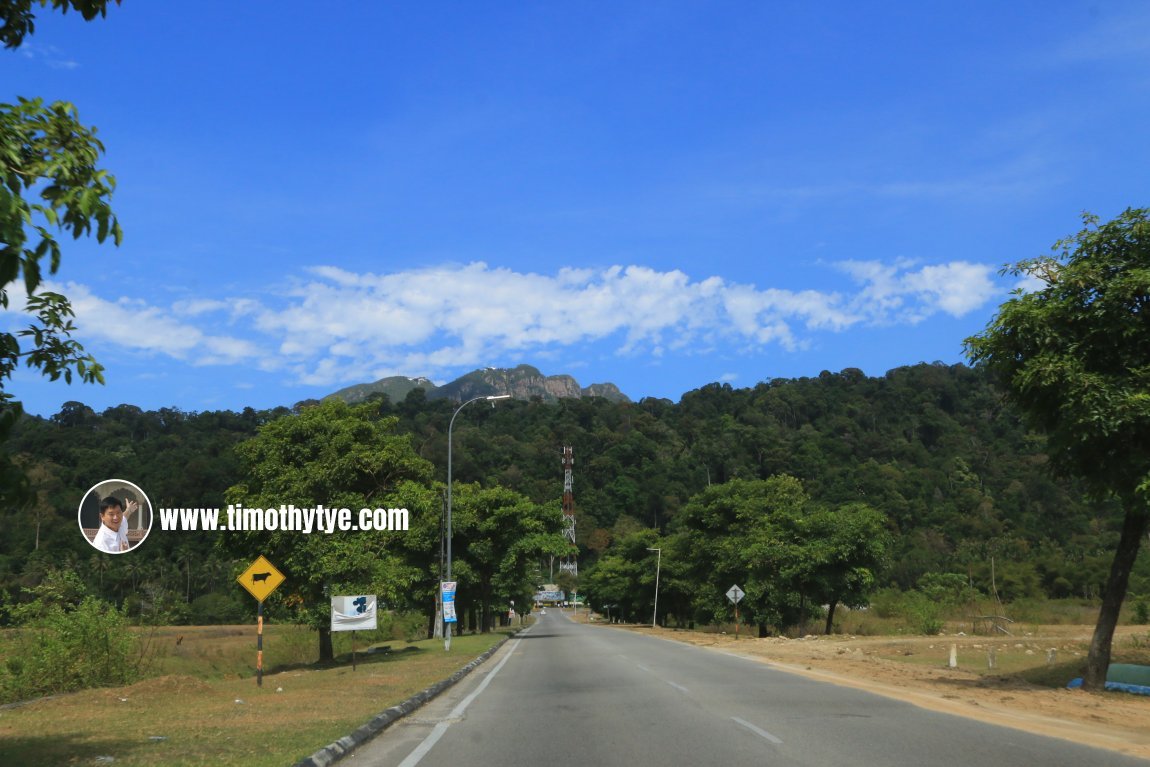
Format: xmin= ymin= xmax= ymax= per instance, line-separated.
xmin=0 ymin=627 xmax=511 ymax=767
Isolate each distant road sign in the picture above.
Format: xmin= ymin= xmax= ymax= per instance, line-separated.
xmin=726 ymin=584 xmax=744 ymax=604
xmin=238 ymin=555 xmax=285 ymax=602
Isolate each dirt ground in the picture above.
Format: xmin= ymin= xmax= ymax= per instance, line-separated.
xmin=583 ymin=617 xmax=1150 ymax=761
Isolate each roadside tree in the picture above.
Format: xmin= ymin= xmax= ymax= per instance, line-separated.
xmin=965 ymin=208 xmax=1150 ymax=690
xmin=448 ymin=484 xmax=568 ymax=632
xmin=222 ymin=400 xmax=435 ymax=661
xmin=675 ymin=476 xmax=888 ymax=635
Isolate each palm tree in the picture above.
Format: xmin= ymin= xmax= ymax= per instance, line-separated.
xmin=124 ymin=558 xmax=144 ymax=592
xmin=202 ymin=556 xmax=227 ymax=592
xmin=89 ymin=554 xmax=110 ymax=592
xmin=175 ymin=545 xmax=197 ymax=602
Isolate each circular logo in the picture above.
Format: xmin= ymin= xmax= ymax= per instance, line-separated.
xmin=78 ymin=479 xmax=153 ymax=554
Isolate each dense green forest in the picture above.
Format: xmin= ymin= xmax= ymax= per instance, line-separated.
xmin=2 ymin=363 xmax=1148 ymax=633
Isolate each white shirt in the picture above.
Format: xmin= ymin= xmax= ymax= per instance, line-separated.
xmin=118 ymin=515 xmax=131 ymax=549
xmin=92 ymin=523 xmax=125 ymax=553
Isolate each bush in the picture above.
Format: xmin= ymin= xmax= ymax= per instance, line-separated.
xmin=903 ymin=592 xmax=944 ymax=635
xmin=1133 ymin=598 xmax=1150 ymax=625
xmin=869 ymin=588 xmax=905 ymax=619
xmin=917 ymin=572 xmax=980 ymax=607
xmin=1 ymin=597 xmax=141 ymax=703
xmin=864 ymin=587 xmax=945 ymax=634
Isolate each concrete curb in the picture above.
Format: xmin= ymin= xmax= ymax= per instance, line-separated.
xmin=292 ymin=634 xmax=514 ymax=767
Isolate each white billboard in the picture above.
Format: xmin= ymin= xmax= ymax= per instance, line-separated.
xmin=331 ymin=595 xmax=378 ymax=632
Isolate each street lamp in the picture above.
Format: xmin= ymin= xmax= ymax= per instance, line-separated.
xmin=647 ymin=547 xmax=661 ymax=629
xmin=445 ymin=394 xmax=511 ymax=651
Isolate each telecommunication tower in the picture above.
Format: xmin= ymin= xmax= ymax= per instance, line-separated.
xmin=559 ymin=446 xmax=577 ymax=577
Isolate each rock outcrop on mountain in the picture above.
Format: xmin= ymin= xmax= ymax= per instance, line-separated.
xmin=325 ymin=365 xmax=630 ymax=405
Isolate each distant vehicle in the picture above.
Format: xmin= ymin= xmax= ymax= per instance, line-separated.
xmin=541 ymin=608 xmax=546 ymax=615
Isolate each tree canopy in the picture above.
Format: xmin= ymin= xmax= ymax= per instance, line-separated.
xmin=1 ymin=0 xmax=122 ymax=507
xmin=966 ymin=208 xmax=1150 ymax=690
xmin=664 ymin=475 xmax=889 ymax=636
xmin=221 ymin=399 xmax=436 ymax=660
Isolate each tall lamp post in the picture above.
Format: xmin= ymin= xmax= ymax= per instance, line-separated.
xmin=646 ymin=547 xmax=661 ymax=628
xmin=445 ymin=394 xmax=511 ymax=651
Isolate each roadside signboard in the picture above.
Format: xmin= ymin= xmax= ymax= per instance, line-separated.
xmin=442 ymin=581 xmax=458 ymax=624
xmin=332 ymin=595 xmax=377 ymax=671
xmin=237 ymin=555 xmax=285 ymax=602
xmin=331 ymin=595 xmax=378 ymax=632
xmin=236 ymin=555 xmax=285 ymax=688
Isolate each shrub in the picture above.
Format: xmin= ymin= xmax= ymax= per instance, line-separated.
xmin=917 ymin=572 xmax=980 ymax=607
xmin=868 ymin=587 xmax=904 ymax=619
xmin=0 ymin=570 xmax=144 ymax=703
xmin=1133 ymin=598 xmax=1150 ymax=625
xmin=902 ymin=591 xmax=944 ymax=635
xmin=1 ymin=596 xmax=141 ymax=703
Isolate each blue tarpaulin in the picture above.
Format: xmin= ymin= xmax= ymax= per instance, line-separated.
xmin=1067 ymin=664 xmax=1150 ymax=696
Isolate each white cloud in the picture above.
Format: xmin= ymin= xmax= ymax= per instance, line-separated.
xmin=17 ymin=42 xmax=79 ymax=69
xmin=2 ymin=260 xmax=1002 ymax=388
xmin=837 ymin=259 xmax=998 ymax=325
xmin=172 ymin=298 xmax=231 ymax=317
xmin=48 ymin=282 xmax=264 ymax=367
xmin=1014 ymin=273 xmax=1046 ymax=294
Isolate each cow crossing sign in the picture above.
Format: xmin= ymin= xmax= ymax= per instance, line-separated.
xmin=237 ymin=555 xmax=285 ymax=602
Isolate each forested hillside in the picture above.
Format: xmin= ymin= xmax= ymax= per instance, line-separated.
xmin=2 ymin=363 xmax=1146 ymax=628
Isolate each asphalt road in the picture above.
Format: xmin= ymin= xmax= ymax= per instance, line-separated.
xmin=345 ymin=610 xmax=1148 ymax=767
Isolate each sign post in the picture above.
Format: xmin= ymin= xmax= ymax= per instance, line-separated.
xmin=726 ymin=584 xmax=745 ymax=640
xmin=237 ymin=556 xmax=286 ymax=687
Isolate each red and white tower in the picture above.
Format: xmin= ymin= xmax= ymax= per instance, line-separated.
xmin=559 ymin=446 xmax=577 ymax=577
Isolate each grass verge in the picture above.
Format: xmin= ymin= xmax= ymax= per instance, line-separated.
xmin=0 ymin=630 xmax=509 ymax=767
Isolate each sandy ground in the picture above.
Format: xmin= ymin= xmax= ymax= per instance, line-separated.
xmin=577 ymin=616 xmax=1150 ymax=762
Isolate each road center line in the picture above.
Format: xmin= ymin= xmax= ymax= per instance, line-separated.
xmin=397 ymin=636 xmax=523 ymax=767
xmin=635 ymin=662 xmax=688 ymax=693
xmin=731 ymin=716 xmax=783 ymax=744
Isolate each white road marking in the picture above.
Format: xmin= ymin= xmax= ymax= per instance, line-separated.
xmin=397 ymin=634 xmax=525 ymax=767
xmin=636 ymin=662 xmax=688 ymax=693
xmin=731 ymin=716 xmax=783 ymax=744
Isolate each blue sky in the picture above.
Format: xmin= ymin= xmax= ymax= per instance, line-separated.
xmin=5 ymin=1 xmax=1148 ymax=416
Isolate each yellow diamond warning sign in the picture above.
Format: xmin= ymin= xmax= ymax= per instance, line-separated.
xmin=237 ymin=555 xmax=285 ymax=602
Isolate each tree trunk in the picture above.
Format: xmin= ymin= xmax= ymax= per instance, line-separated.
xmin=480 ymin=581 xmax=492 ymax=633
xmin=1083 ymin=509 xmax=1149 ymax=690
xmin=319 ymin=626 xmax=334 ymax=662
xmin=825 ymin=598 xmax=839 ymax=635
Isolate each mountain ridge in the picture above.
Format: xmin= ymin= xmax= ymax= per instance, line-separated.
xmin=324 ymin=364 xmax=631 ymax=405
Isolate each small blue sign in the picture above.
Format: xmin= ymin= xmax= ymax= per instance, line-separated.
xmin=441 ymin=581 xmax=457 ymax=624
